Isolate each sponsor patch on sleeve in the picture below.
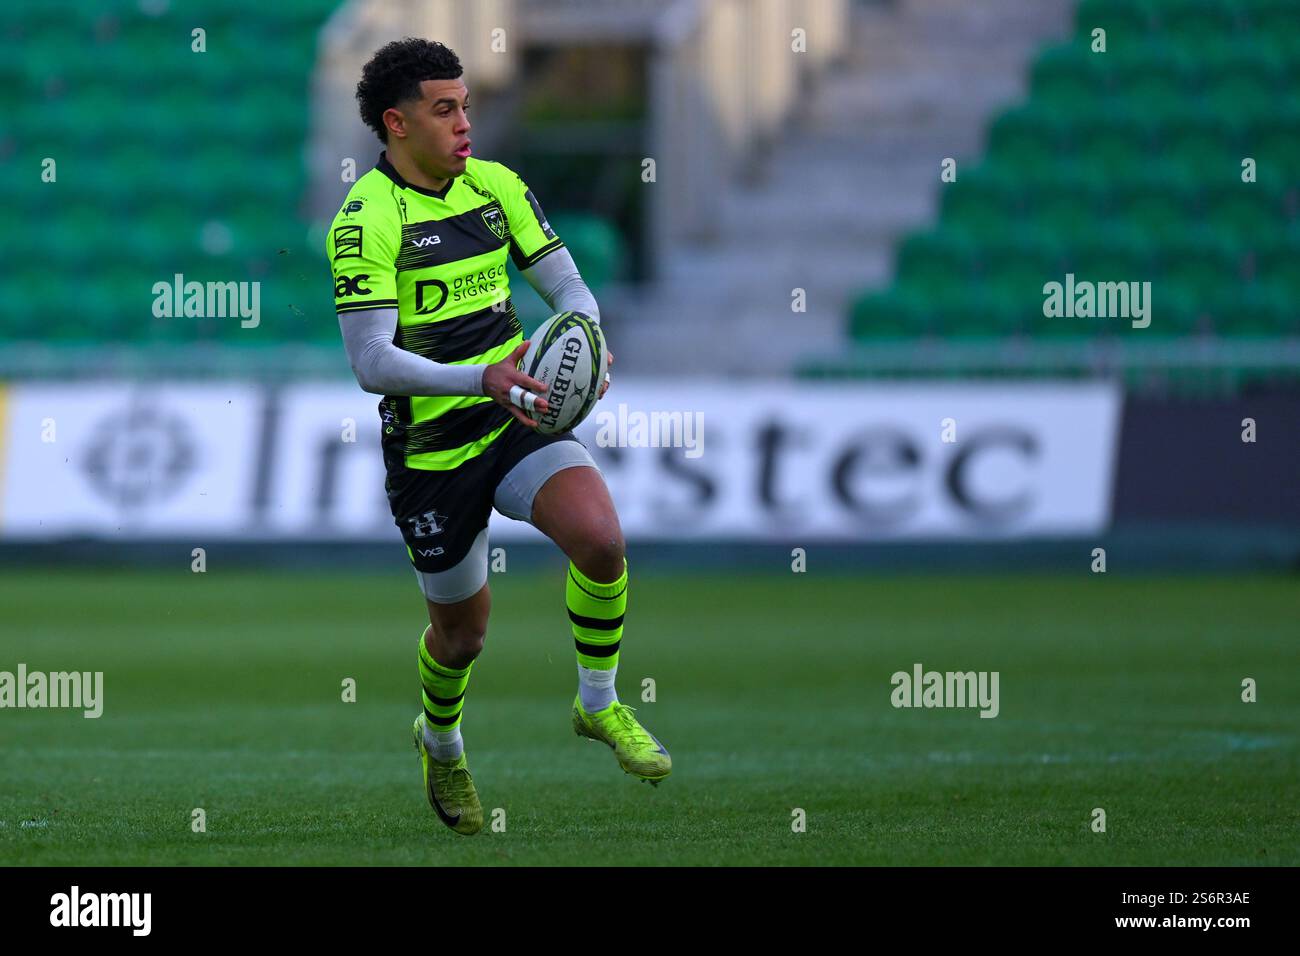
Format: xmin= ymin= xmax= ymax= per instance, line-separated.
xmin=333 ymin=225 xmax=363 ymax=260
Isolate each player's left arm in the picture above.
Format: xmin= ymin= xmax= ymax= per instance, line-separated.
xmin=497 ymin=164 xmax=613 ymax=398
xmin=521 ymin=248 xmax=612 ymax=398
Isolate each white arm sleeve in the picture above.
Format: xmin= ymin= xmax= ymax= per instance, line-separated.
xmin=520 ymin=246 xmax=601 ymax=324
xmin=338 ymin=308 xmax=486 ymax=397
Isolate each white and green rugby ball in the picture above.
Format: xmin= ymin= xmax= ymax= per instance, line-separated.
xmin=520 ymin=311 xmax=608 ymax=435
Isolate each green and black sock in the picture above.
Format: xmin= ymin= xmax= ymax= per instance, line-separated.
xmin=418 ymin=627 xmax=471 ymax=761
xmin=568 ymin=557 xmax=627 ymax=713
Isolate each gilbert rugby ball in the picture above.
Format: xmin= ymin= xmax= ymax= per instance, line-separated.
xmin=519 ymin=311 xmax=608 ymax=435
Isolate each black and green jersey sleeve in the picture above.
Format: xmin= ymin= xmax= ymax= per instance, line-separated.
xmin=489 ymin=161 xmax=565 ymax=270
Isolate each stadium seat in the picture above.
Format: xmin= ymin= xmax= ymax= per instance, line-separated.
xmin=1030 ymin=44 xmax=1109 ymax=109
xmin=1205 ymin=281 xmax=1295 ymax=336
xmin=547 ymin=213 xmax=628 ymax=291
xmin=978 ymin=228 xmax=1066 ymax=307
xmin=1155 ymin=108 xmax=1244 ymax=176
xmin=845 ymin=0 xmax=1300 ymax=349
xmin=1062 ymin=226 xmax=1158 ymax=283
xmin=1249 ymin=227 xmax=1300 ymax=297
xmin=1111 ymin=163 xmax=1200 ymax=241
xmin=1076 ymin=0 xmax=1153 ymax=38
xmin=1158 ymin=228 xmax=1242 ymax=298
xmin=1249 ymin=2 xmax=1300 ymax=61
xmin=849 ymin=290 xmax=923 ymax=339
xmin=1153 ymin=0 xmax=1244 ymax=48
xmin=942 ymin=287 xmax=1027 ymax=339
xmin=1202 ymin=47 xmax=1286 ymax=119
xmin=939 ymin=164 xmax=1027 ymax=234
xmin=986 ymin=106 xmax=1069 ymax=173
xmin=0 ymin=273 xmax=46 ymax=339
xmin=1249 ymin=109 xmax=1300 ymax=173
xmin=1114 ymin=44 xmax=1196 ymax=115
xmin=1021 ymin=164 xmax=1112 ymax=238
xmin=1145 ymin=284 xmax=1210 ymax=337
xmin=895 ymin=231 xmax=978 ymax=290
xmin=0 ymin=0 xmax=344 ymax=346
xmin=1071 ymin=109 xmax=1152 ymax=172
xmin=1204 ymin=179 xmax=1287 ymax=241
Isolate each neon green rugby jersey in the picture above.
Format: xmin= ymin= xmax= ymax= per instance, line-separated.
xmin=327 ymin=152 xmax=566 ymax=471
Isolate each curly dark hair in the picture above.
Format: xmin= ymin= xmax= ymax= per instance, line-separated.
xmin=356 ymin=38 xmax=463 ymax=142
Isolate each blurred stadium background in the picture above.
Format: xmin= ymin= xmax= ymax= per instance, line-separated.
xmin=1 ymin=0 xmax=1297 ymax=865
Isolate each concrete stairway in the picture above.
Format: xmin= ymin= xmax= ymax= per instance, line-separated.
xmin=606 ymin=0 xmax=1076 ymax=377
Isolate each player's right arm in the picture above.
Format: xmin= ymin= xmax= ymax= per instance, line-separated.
xmin=328 ymin=194 xmax=549 ymax=422
xmin=338 ymin=309 xmax=549 ymax=426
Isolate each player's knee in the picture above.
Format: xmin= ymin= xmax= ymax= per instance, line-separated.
xmin=573 ymin=525 xmax=625 ymax=583
xmin=428 ymin=619 xmax=487 ymax=668
xmin=442 ymin=626 xmax=485 ymax=668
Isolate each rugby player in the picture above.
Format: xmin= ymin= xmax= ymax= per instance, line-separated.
xmin=327 ymin=38 xmax=670 ymax=836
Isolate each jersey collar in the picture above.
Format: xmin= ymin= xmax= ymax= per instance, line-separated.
xmin=376 ymin=151 xmax=455 ymax=200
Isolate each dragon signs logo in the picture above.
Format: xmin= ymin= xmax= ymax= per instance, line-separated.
xmin=414 ymin=279 xmax=449 ymax=315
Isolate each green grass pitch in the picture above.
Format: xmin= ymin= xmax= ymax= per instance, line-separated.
xmin=1 ymin=565 xmax=1296 ymax=865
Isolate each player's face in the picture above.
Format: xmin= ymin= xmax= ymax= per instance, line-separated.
xmin=388 ymin=78 xmax=472 ymax=179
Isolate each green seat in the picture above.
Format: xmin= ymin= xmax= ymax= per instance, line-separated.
xmin=15 ymin=31 xmax=71 ymax=85
xmin=1151 ymin=0 xmax=1243 ymax=54
xmin=546 ymin=213 xmax=627 ymax=291
xmin=939 ymin=163 xmax=1027 ymax=234
xmin=1204 ymin=179 xmax=1286 ymax=241
xmin=986 ymin=106 xmax=1069 ymax=173
xmin=946 ymin=164 xmax=1024 ymax=226
xmin=216 ymin=281 xmax=286 ymax=343
xmin=1247 ymin=1 xmax=1300 ymax=58
xmin=1205 ymin=282 xmax=1295 ymax=336
xmin=0 ymin=273 xmax=47 ymax=339
xmin=1022 ymin=163 xmax=1111 ymax=238
xmin=1201 ymin=47 xmax=1285 ymax=118
xmin=1076 ymin=0 xmax=1152 ymax=38
xmin=1110 ymin=162 xmax=1200 ymax=241
xmin=56 ymin=275 xmax=128 ymax=342
xmin=896 ymin=270 xmax=976 ymax=338
xmin=1250 ymin=227 xmax=1300 ymax=297
xmin=50 ymin=211 xmax=119 ymax=269
xmin=1156 ymin=107 xmax=1243 ymax=176
xmin=894 ymin=230 xmax=977 ymax=289
xmin=1159 ymin=227 xmax=1242 ymax=298
xmin=848 ymin=290 xmax=922 ymax=339
xmin=1150 ymin=285 xmax=1211 ymax=337
xmin=938 ymin=286 xmax=1025 ymax=339
xmin=979 ymin=228 xmax=1066 ymax=306
xmin=1113 ymin=43 xmax=1195 ymax=114
xmin=1248 ymin=109 xmax=1300 ymax=173
xmin=1061 ymin=226 xmax=1157 ymax=283
xmin=1071 ymin=108 xmax=1151 ymax=171
xmin=1030 ymin=43 xmax=1109 ymax=109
